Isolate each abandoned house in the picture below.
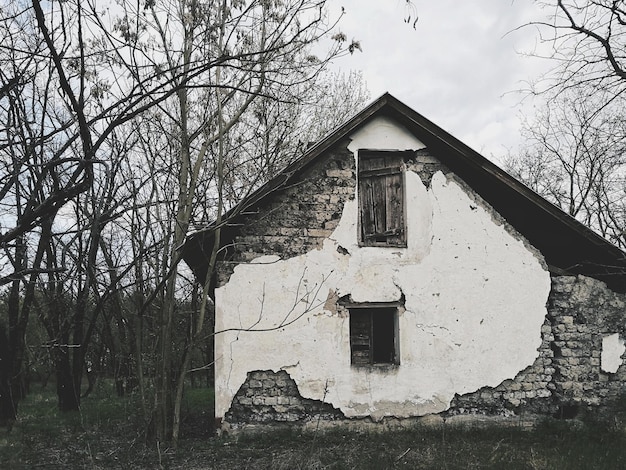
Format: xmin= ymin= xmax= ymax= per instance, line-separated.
xmin=183 ymin=93 xmax=626 ymax=430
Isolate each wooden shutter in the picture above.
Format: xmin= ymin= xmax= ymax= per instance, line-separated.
xmin=349 ymin=310 xmax=372 ymax=365
xmin=358 ymin=152 xmax=405 ymax=246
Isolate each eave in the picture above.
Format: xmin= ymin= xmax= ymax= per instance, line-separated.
xmin=183 ymin=93 xmax=626 ymax=293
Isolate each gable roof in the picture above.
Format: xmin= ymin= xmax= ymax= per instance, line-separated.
xmin=183 ymin=92 xmax=626 ymax=293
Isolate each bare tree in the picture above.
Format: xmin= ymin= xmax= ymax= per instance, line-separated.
xmin=0 ymin=0 xmax=193 ymax=423
xmin=0 ymin=0 xmax=368 ymax=442
xmin=530 ymin=1 xmax=626 ymax=102
xmin=139 ymin=0 xmax=363 ymax=443
xmin=506 ymin=89 xmax=626 ymax=247
xmin=507 ymin=2 xmax=626 ymax=250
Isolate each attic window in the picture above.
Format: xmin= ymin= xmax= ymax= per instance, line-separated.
xmin=348 ymin=305 xmax=399 ymax=366
xmin=358 ymin=150 xmax=406 ymax=247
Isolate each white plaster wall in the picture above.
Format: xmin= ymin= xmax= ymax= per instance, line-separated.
xmin=214 ymin=117 xmax=551 ymax=420
xmin=601 ymin=333 xmax=626 ymax=373
xmin=346 ymin=115 xmax=426 ymax=152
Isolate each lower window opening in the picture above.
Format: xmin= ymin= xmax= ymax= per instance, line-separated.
xmin=349 ymin=306 xmax=399 ymax=366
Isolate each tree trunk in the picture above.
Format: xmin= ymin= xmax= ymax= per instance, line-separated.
xmin=54 ymin=335 xmax=80 ymax=412
xmin=0 ymin=323 xmax=17 ymax=429
xmin=1 ymin=230 xmax=44 ymax=428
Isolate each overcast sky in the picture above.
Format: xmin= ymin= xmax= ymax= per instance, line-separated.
xmin=326 ymin=0 xmax=554 ymax=162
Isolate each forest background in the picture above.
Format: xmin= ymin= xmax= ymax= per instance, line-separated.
xmin=1 ymin=0 xmax=626 ymax=451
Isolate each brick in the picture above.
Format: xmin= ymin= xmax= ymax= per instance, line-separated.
xmin=326 ymin=169 xmax=353 ymax=178
xmin=560 ymin=348 xmax=573 ymax=357
xmin=279 ymin=227 xmax=303 ymax=236
xmin=335 ymin=186 xmax=355 ymax=194
xmin=262 ymin=379 xmax=276 ymax=388
xmin=305 ymin=228 xmax=330 ymax=238
xmin=313 ymin=194 xmax=330 ymax=203
xmin=415 ymin=154 xmax=441 ymax=164
xmin=541 ymin=324 xmax=552 ymax=335
xmin=536 ymin=389 xmax=552 ymax=398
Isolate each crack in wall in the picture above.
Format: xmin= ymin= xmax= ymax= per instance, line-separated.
xmin=215 ymin=123 xmax=551 ymax=422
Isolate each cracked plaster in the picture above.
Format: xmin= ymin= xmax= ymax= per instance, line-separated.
xmin=214 ymin=117 xmax=551 ymax=421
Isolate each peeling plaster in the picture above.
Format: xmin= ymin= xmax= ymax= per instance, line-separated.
xmin=601 ymin=333 xmax=626 ymax=373
xmin=346 ymin=115 xmax=426 ymax=152
xmin=214 ymin=118 xmax=551 ymax=421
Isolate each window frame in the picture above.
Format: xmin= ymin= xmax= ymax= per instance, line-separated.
xmin=357 ymin=150 xmax=407 ymax=248
xmin=346 ymin=302 xmax=401 ymax=367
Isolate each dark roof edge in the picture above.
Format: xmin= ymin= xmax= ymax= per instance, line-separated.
xmin=183 ymin=92 xmax=626 ymax=289
xmin=186 ymin=93 xmax=393 ymax=239
xmin=380 ymin=93 xmax=626 ymax=260
xmin=232 ymin=94 xmax=391 ymax=212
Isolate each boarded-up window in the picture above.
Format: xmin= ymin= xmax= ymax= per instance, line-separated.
xmin=349 ymin=307 xmax=399 ymax=365
xmin=358 ymin=151 xmax=406 ymax=247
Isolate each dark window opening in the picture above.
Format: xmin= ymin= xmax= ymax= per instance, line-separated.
xmin=358 ymin=150 xmax=406 ymax=247
xmin=349 ymin=307 xmax=399 ymax=365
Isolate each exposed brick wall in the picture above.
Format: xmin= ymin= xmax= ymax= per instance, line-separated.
xmin=225 ymin=370 xmax=343 ymax=425
xmin=216 ymin=140 xmax=356 ymax=287
xmin=448 ymin=275 xmax=626 ymax=419
xmin=405 ymin=148 xmax=450 ymax=187
xmin=216 ymin=145 xmax=450 ymax=287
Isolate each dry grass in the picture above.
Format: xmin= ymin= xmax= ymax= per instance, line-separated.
xmin=2 ymin=385 xmax=626 ymax=469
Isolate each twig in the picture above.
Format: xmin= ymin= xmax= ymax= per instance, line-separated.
xmin=395 ymin=447 xmax=411 ymax=462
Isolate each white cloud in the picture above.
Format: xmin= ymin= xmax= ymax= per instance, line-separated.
xmin=327 ymin=0 xmax=552 ymax=160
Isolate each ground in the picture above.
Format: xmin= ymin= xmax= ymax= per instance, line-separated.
xmin=1 ymin=383 xmax=626 ymax=469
